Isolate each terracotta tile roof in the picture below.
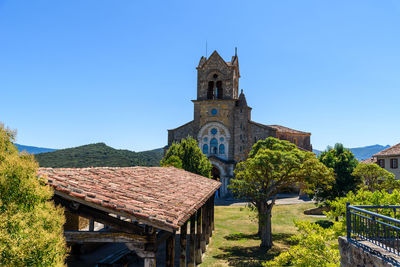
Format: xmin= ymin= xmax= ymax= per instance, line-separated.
xmin=361 ymin=157 xmax=377 ymax=164
xmin=38 ymin=167 xmax=220 ymax=232
xmin=267 ymin=125 xmax=311 ymax=135
xmin=374 ymin=143 xmax=400 ymax=157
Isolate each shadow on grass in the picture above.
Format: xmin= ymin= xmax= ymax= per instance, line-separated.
xmin=225 ymin=233 xmax=260 ymax=241
xmin=216 ymin=232 xmax=295 ymax=266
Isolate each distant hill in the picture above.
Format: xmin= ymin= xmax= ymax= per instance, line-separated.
xmin=312 ymin=149 xmax=322 ymax=156
xmin=15 ymin=143 xmax=58 ymax=154
xmin=313 ymin=144 xmax=390 ymax=161
xmin=35 ymin=143 xmax=164 ymax=168
xmin=349 ymin=145 xmax=390 ymax=161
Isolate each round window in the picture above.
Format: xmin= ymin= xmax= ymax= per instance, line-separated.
xmin=203 ymin=137 xmax=208 ymax=142
xmin=211 ymin=128 xmax=217 ymax=135
xmin=220 ymin=137 xmax=224 ymax=142
xmin=211 ymin=109 xmax=218 ymax=115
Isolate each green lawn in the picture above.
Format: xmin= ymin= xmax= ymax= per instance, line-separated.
xmin=200 ymin=203 xmax=322 ymax=267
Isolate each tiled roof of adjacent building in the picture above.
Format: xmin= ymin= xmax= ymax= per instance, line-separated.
xmin=38 ymin=167 xmax=220 ymax=232
xmin=373 ymin=143 xmax=400 ymax=157
xmin=360 ymin=157 xmax=377 ymax=164
xmin=267 ymin=125 xmax=311 ymax=135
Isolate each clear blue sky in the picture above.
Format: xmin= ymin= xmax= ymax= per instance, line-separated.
xmin=1 ymin=0 xmax=399 ymax=151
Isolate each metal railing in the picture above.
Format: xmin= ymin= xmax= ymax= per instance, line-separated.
xmin=347 ymin=202 xmax=400 ymax=256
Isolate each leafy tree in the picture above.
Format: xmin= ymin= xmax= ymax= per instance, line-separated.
xmin=0 ymin=124 xmax=67 ymax=266
xmin=352 ymin=163 xmax=400 ymax=192
xmin=266 ymin=189 xmax=400 ymax=266
xmin=264 ymin=221 xmax=340 ymax=267
xmin=161 ymin=137 xmax=212 ymax=178
xmin=229 ymin=137 xmax=333 ymax=248
xmin=314 ymin=143 xmax=360 ymax=202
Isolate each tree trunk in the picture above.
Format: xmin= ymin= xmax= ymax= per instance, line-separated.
xmin=259 ymin=202 xmax=273 ymax=249
xmin=255 ymin=201 xmax=262 ymax=237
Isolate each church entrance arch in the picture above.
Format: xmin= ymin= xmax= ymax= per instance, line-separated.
xmin=211 ymin=165 xmax=221 ymax=180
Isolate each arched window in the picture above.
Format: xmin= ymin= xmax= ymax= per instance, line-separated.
xmin=219 ymin=144 xmax=225 ymax=154
xmin=207 ymin=81 xmax=214 ymax=99
xmin=202 ymin=144 xmax=208 ymax=154
xmin=210 ymin=138 xmax=218 ymax=154
xmin=216 ymin=81 xmax=223 ymax=99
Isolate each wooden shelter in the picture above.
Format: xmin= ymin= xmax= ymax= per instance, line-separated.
xmin=38 ymin=166 xmax=220 ymax=267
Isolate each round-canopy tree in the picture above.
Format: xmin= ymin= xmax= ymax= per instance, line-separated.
xmin=0 ymin=124 xmax=67 ymax=266
xmin=161 ymin=136 xmax=212 ymax=178
xmin=314 ymin=143 xmax=360 ymax=202
xmin=352 ymin=162 xmax=400 ymax=192
xmin=229 ymin=137 xmax=334 ymax=249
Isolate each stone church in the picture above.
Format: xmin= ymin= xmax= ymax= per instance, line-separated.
xmin=167 ymin=50 xmax=312 ymax=197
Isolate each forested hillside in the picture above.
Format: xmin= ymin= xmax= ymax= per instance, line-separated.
xmin=35 ymin=143 xmax=163 ymax=168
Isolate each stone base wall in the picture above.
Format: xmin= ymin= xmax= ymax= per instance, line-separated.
xmin=338 ymin=236 xmax=400 ymax=267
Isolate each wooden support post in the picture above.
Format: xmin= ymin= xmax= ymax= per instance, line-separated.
xmin=144 ymin=257 xmax=156 ymax=267
xmin=208 ymin=197 xmax=213 ymax=238
xmin=205 ymin=199 xmax=211 ymax=244
xmin=196 ymin=209 xmax=203 ymax=264
xmin=89 ymin=219 xmax=94 ymax=231
xmin=166 ymin=234 xmax=175 ymax=267
xmin=180 ymin=221 xmax=187 ymax=267
xmin=211 ymin=193 xmax=215 ymax=232
xmin=189 ymin=215 xmax=196 ymax=267
xmin=201 ymin=204 xmax=207 ymax=251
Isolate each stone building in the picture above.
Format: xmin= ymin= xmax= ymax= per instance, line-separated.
xmin=167 ymin=50 xmax=312 ymax=197
xmin=373 ymin=143 xmax=400 ymax=180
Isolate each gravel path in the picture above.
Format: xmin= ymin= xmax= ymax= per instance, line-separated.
xmin=215 ymin=194 xmax=314 ymax=206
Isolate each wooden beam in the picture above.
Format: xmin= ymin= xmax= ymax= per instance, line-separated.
xmin=180 ymin=221 xmax=187 ymax=267
xmin=54 ymin=191 xmax=174 ymax=232
xmin=166 ymin=234 xmax=175 ymax=267
xmin=188 ymin=215 xmax=196 ymax=267
xmin=89 ymin=219 xmax=94 ymax=231
xmin=195 ymin=209 xmax=202 ymax=264
xmin=53 ymin=195 xmax=146 ymax=235
xmin=64 ymin=231 xmax=152 ymax=246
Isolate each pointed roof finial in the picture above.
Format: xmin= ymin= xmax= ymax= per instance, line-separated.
xmin=235 ymin=47 xmax=237 ymax=57
xmin=241 ymin=89 xmax=243 ymax=94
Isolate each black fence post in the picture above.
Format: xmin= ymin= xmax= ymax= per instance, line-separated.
xmin=346 ymin=202 xmax=351 ymax=239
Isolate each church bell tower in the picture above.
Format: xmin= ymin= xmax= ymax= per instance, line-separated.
xmin=196 ymin=50 xmax=240 ymax=101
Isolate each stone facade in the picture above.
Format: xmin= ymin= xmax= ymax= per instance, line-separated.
xmin=167 ymin=50 xmax=312 ymax=197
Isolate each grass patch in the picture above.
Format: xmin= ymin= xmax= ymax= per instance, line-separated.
xmin=200 ymin=203 xmax=322 ymax=267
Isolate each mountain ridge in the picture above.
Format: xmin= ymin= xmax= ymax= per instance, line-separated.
xmin=15 ymin=143 xmax=58 ymax=154
xmin=313 ymin=144 xmax=390 ymax=160
xmin=34 ymin=143 xmax=164 ymax=168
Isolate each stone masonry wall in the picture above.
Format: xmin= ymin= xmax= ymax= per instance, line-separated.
xmin=249 ymin=122 xmax=277 ymax=147
xmin=338 ymin=236 xmax=400 ymax=267
xmin=167 ymin=121 xmax=194 ymax=145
